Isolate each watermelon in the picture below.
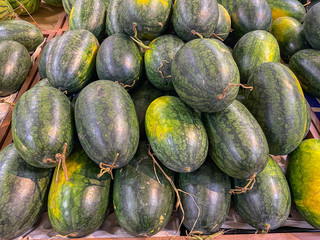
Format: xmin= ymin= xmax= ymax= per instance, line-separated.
xmin=304 ymin=100 xmax=311 ymax=138
xmin=235 ymin=156 xmax=291 ymax=231
xmin=243 ymin=62 xmax=307 ymax=156
xmin=203 ymin=100 xmax=269 ymax=179
xmin=231 ymin=0 xmax=272 ymax=38
xmin=0 ymin=143 xmax=52 ymax=240
xmin=289 ymin=49 xmax=320 ymax=98
xmin=270 ymin=17 xmax=308 ymax=62
xmin=144 ymin=34 xmax=184 ymax=91
xmin=46 ymin=30 xmax=99 ymax=94
xmin=69 ymin=0 xmax=106 ymax=40
xmin=96 ymin=34 xmax=143 ymax=88
xmin=172 ymin=38 xmax=240 ymax=113
xmin=8 ymin=0 xmax=40 ymax=15
xmin=0 ymin=0 xmax=13 ymax=22
xmin=48 ymin=147 xmax=111 ymax=237
xmin=179 ymin=160 xmax=231 ymax=234
xmin=0 ymin=40 xmax=32 ymax=97
xmin=217 ymin=0 xmax=237 ymax=13
xmin=44 ymin=0 xmax=62 ymax=7
xmin=0 ymin=20 xmax=44 ymax=52
xmin=75 ymin=80 xmax=139 ymax=169
xmin=232 ymin=30 xmax=280 ymax=83
xmin=213 ymin=4 xmax=231 ymax=41
xmin=172 ymin=0 xmax=219 ymax=41
xmin=113 ymin=141 xmax=175 ymax=236
xmin=266 ymin=0 xmax=306 ymax=22
xmin=62 ymin=0 xmax=74 ymax=14
xmin=287 ymin=139 xmax=320 ymax=229
xmin=38 ymin=36 xmax=61 ymax=79
xmin=304 ymin=3 xmax=320 ymax=50
xmin=12 ymin=86 xmax=74 ymax=168
xmin=34 ymin=78 xmax=52 ymax=87
xmin=105 ymin=0 xmax=123 ymax=36
xmin=145 ymin=96 xmax=208 ymax=173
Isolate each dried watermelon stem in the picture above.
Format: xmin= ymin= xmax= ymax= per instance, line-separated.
xmin=0 ymin=99 xmax=15 ymax=106
xmin=217 ymin=83 xmax=253 ymax=100
xmin=44 ymin=143 xmax=68 ymax=182
xmin=210 ymin=32 xmax=224 ymax=41
xmin=97 ymin=153 xmax=119 ymax=179
xmin=130 ymin=23 xmax=151 ymax=50
xmin=14 ymin=0 xmax=40 ymax=29
xmin=115 ymin=79 xmax=136 ymax=89
xmin=191 ymin=30 xmax=204 ymax=39
xmin=229 ymin=174 xmax=256 ymax=194
xmin=158 ymin=60 xmax=172 ymax=79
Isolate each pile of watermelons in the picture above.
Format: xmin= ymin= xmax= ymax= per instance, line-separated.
xmin=1 ymin=0 xmax=320 ymax=238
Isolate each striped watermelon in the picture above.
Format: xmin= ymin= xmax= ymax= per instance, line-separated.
xmin=0 ymin=0 xmax=13 ymax=22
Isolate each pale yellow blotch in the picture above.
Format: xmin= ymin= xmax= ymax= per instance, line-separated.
xmin=184 ymin=167 xmax=191 ymax=172
xmin=271 ymin=9 xmax=286 ymax=21
xmin=136 ymin=0 xmax=151 ymax=5
xmin=150 ymin=229 xmax=155 ymax=234
xmin=159 ymin=0 xmax=168 ymax=8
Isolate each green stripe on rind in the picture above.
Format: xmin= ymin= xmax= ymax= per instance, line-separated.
xmin=113 ymin=141 xmax=175 ymax=237
xmin=232 ymin=30 xmax=280 ymax=83
xmin=48 ymin=148 xmax=111 ymax=237
xmin=213 ymin=4 xmax=231 ymax=41
xmin=0 ymin=144 xmax=52 ymax=240
xmin=144 ymin=34 xmax=184 ymax=91
xmin=235 ymin=156 xmax=291 ymax=230
xmin=105 ymin=0 xmax=124 ymax=36
xmin=287 ymin=139 xmax=320 ymax=229
xmin=69 ymin=0 xmax=106 ymax=40
xmin=172 ymin=0 xmax=219 ymax=41
xmin=145 ymin=96 xmax=208 ymax=173
xmin=12 ymin=86 xmax=74 ymax=168
xmin=62 ymin=0 xmax=74 ymax=15
xmin=96 ymin=34 xmax=143 ymax=87
xmin=178 ymin=161 xmax=231 ymax=234
xmin=203 ymin=100 xmax=269 ymax=179
xmin=289 ymin=49 xmax=320 ymax=98
xmin=266 ymin=0 xmax=306 ymax=22
xmin=46 ymin=30 xmax=99 ymax=94
xmin=0 ymin=0 xmax=13 ymax=22
xmin=172 ymin=38 xmax=240 ymax=113
xmin=0 ymin=20 xmax=44 ymax=52
xmin=304 ymin=3 xmax=320 ymax=50
xmin=0 ymin=40 xmax=32 ymax=97
xmin=217 ymin=0 xmax=237 ymax=13
xmin=243 ymin=62 xmax=307 ymax=156
xmin=8 ymin=0 xmax=40 ymax=15
xmin=75 ymin=80 xmax=139 ymax=168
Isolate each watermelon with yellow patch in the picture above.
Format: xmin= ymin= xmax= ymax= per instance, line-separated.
xmin=8 ymin=0 xmax=40 ymax=15
xmin=0 ymin=0 xmax=14 ymax=22
xmin=266 ymin=0 xmax=306 ymax=22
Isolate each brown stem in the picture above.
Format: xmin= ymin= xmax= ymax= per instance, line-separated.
xmin=0 ymin=99 xmax=15 ymax=106
xmin=44 ymin=143 xmax=68 ymax=182
xmin=115 ymin=79 xmax=136 ymax=89
xmin=97 ymin=153 xmax=119 ymax=179
xmin=30 ymin=38 xmax=46 ymax=64
xmin=210 ymin=32 xmax=224 ymax=41
xmin=130 ymin=23 xmax=151 ymax=50
xmin=158 ymin=60 xmax=172 ymax=79
xmin=153 ymin=161 xmax=161 ymax=184
xmin=217 ymin=83 xmax=253 ymax=100
xmin=14 ymin=0 xmax=40 ymax=29
xmin=229 ymin=174 xmax=256 ymax=195
xmin=191 ymin=30 xmax=204 ymax=39
xmin=48 ymin=233 xmax=78 ymax=239
xmin=304 ymin=0 xmax=311 ymax=6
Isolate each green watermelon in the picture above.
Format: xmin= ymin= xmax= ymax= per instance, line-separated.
xmin=0 ymin=20 xmax=44 ymax=52
xmin=34 ymin=78 xmax=52 ymax=87
xmin=0 ymin=143 xmax=52 ymax=240
xmin=172 ymin=38 xmax=240 ymax=113
xmin=289 ymin=49 xmax=320 ymax=98
xmin=213 ymin=4 xmax=231 ymax=41
xmin=12 ymin=86 xmax=74 ymax=168
xmin=235 ymin=156 xmax=291 ymax=230
xmin=287 ymin=139 xmax=320 ymax=230
xmin=105 ymin=0 xmax=123 ymax=36
xmin=69 ymin=0 xmax=106 ymax=40
xmin=113 ymin=141 xmax=175 ymax=236
xmin=62 ymin=0 xmax=74 ymax=14
xmin=0 ymin=40 xmax=32 ymax=97
xmin=179 ymin=160 xmax=231 ymax=234
xmin=75 ymin=80 xmax=139 ymax=169
xmin=44 ymin=0 xmax=62 ymax=7
xmin=266 ymin=0 xmax=306 ymax=22
xmin=217 ymin=0 xmax=237 ymax=13
xmin=232 ymin=30 xmax=280 ymax=83
xmin=144 ymin=34 xmax=184 ymax=91
xmin=48 ymin=147 xmax=111 ymax=237
xmin=145 ymin=96 xmax=208 ymax=173
xmin=304 ymin=3 xmax=320 ymax=50
xmin=8 ymin=0 xmax=40 ymax=15
xmin=243 ymin=62 xmax=307 ymax=156
xmin=172 ymin=0 xmax=219 ymax=41
xmin=203 ymin=100 xmax=269 ymax=179
xmin=0 ymin=0 xmax=13 ymax=21
xmin=304 ymin=100 xmax=311 ymax=138
xmin=46 ymin=30 xmax=99 ymax=94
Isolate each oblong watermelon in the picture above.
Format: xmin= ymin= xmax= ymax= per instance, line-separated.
xmin=62 ymin=0 xmax=74 ymax=15
xmin=48 ymin=147 xmax=111 ymax=237
xmin=113 ymin=141 xmax=175 ymax=236
xmin=266 ymin=0 xmax=306 ymax=22
xmin=145 ymin=96 xmax=208 ymax=173
xmin=12 ymin=86 xmax=74 ymax=168
xmin=0 ymin=143 xmax=52 ymax=240
xmin=304 ymin=3 xmax=320 ymax=50
xmin=213 ymin=4 xmax=231 ymax=41
xmin=75 ymin=80 xmax=139 ymax=168
xmin=0 ymin=40 xmax=32 ymax=97
xmin=8 ymin=0 xmax=40 ymax=15
xmin=235 ymin=156 xmax=291 ymax=230
xmin=0 ymin=0 xmax=13 ymax=22
xmin=105 ymin=0 xmax=123 ymax=36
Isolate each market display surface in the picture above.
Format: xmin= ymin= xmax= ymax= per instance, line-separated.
xmin=0 ymin=0 xmax=320 ymax=239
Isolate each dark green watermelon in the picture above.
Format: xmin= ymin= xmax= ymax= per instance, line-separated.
xmin=0 ymin=143 xmax=52 ymax=240
xmin=105 ymin=0 xmax=123 ymax=36
xmin=69 ymin=0 xmax=106 ymax=40
xmin=243 ymin=62 xmax=307 ymax=156
xmin=113 ymin=141 xmax=175 ymax=236
xmin=38 ymin=35 xmax=61 ymax=79
xmin=172 ymin=38 xmax=240 ymax=113
xmin=62 ymin=0 xmax=74 ymax=14
xmin=289 ymin=49 xmax=320 ymax=98
xmin=12 ymin=86 xmax=74 ymax=168
xmin=48 ymin=147 xmax=111 ymax=237
xmin=75 ymin=80 xmax=139 ymax=168
xmin=44 ymin=0 xmax=62 ymax=6
xmin=144 ymin=34 xmax=184 ymax=91
xmin=0 ymin=40 xmax=32 ymax=97
xmin=96 ymin=34 xmax=143 ymax=88
xmin=172 ymin=0 xmax=219 ymax=41
xmin=0 ymin=20 xmax=44 ymax=52
xmin=235 ymin=156 xmax=291 ymax=230
xmin=145 ymin=96 xmax=208 ymax=173
xmin=217 ymin=0 xmax=237 ymax=13
xmin=266 ymin=0 xmax=306 ymax=22
xmin=203 ymin=100 xmax=269 ymax=179
xmin=304 ymin=3 xmax=320 ymax=50
xmin=213 ymin=4 xmax=231 ymax=41
xmin=232 ymin=30 xmax=280 ymax=83
xmin=304 ymin=100 xmax=311 ymax=139
xmin=0 ymin=0 xmax=13 ymax=21
xmin=46 ymin=30 xmax=99 ymax=94
xmin=179 ymin=160 xmax=231 ymax=234
xmin=8 ymin=0 xmax=40 ymax=15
